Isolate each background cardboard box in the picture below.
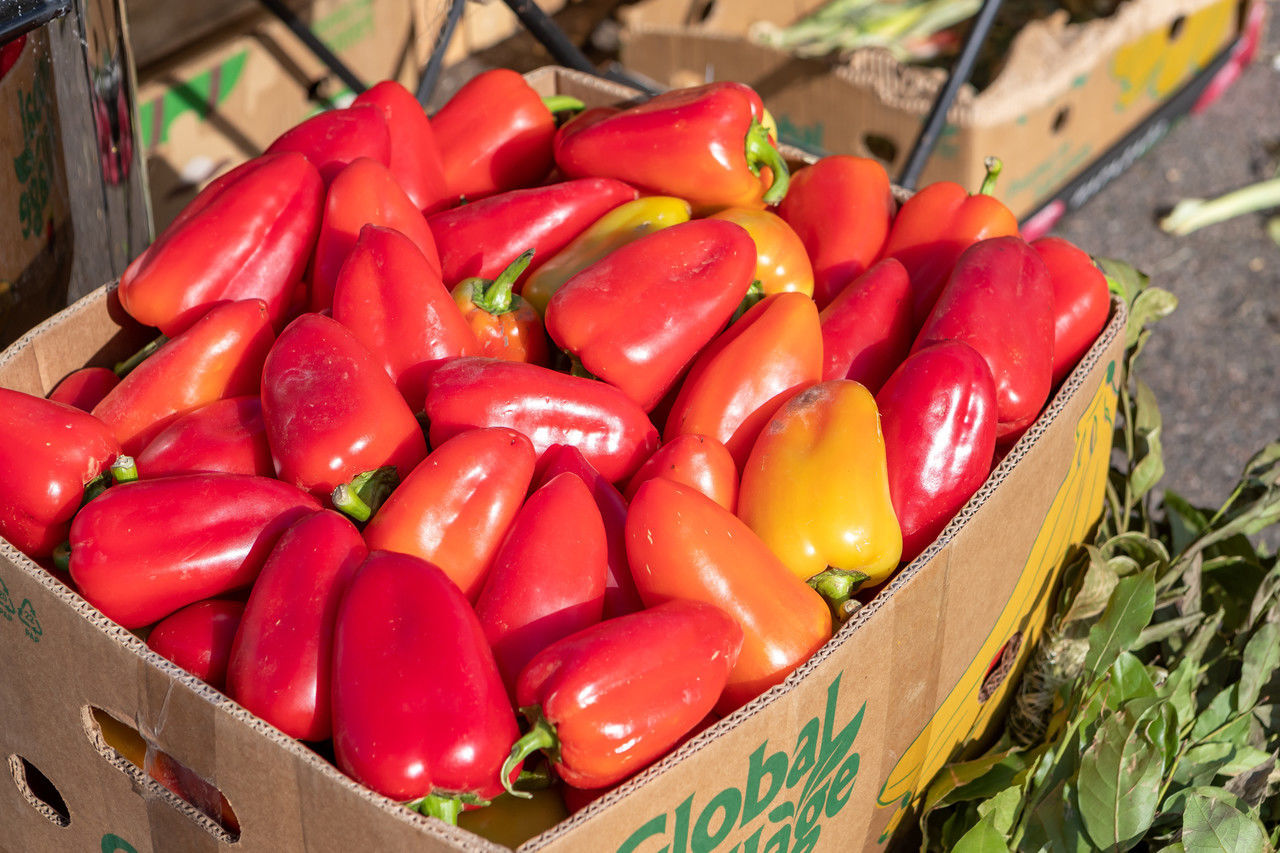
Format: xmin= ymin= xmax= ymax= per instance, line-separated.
xmin=619 ymin=0 xmax=1250 ymax=219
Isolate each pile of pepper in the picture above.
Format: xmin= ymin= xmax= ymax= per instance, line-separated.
xmin=0 ymin=69 xmax=1112 ymax=836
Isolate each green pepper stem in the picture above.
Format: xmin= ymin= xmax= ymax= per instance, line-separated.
xmin=732 ymin=280 xmax=765 ymax=322
xmin=978 ymin=156 xmax=1003 ymax=196
xmin=114 ymin=334 xmax=168 ymax=377
xmin=501 ymin=708 xmax=559 ymax=799
xmin=81 ymin=471 xmax=113 ymax=506
xmin=568 ymin=356 xmax=598 ymax=380
xmin=808 ymin=567 xmax=870 ymax=623
xmin=412 ymin=794 xmax=462 ymax=825
xmin=542 ymin=95 xmax=585 ymax=115
xmin=746 ymin=119 xmax=791 ymax=206
xmin=52 ymin=542 xmax=71 ymax=573
xmin=110 ymin=456 xmax=138 ymax=484
xmin=331 ymin=466 xmax=399 ymax=522
xmin=471 ymin=249 xmax=536 ymax=315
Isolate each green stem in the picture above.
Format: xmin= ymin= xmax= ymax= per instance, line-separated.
xmin=542 ymin=95 xmax=585 ymax=115
xmin=807 ymin=567 xmax=871 ymax=623
xmin=746 ymin=119 xmax=791 ymax=205
xmin=1159 ymin=176 xmax=1280 ymax=236
xmin=501 ymin=708 xmax=559 ymax=799
xmin=331 ymin=466 xmax=400 ymax=523
xmin=568 ymin=356 xmax=597 ymax=380
xmin=52 ymin=542 xmax=71 ymax=573
xmin=978 ymin=156 xmax=1003 ymax=196
xmin=81 ymin=471 xmax=113 ymax=505
xmin=110 ymin=456 xmax=138 ymax=484
xmin=470 ymin=249 xmax=536 ymax=315
xmin=411 ymin=794 xmax=462 ymax=824
xmin=113 ymin=334 xmax=167 ymax=377
xmin=732 ymin=281 xmax=765 ymax=323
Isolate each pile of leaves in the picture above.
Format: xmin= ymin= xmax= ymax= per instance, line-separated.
xmin=917 ymin=259 xmax=1280 ymax=851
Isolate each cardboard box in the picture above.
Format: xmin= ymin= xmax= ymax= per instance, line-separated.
xmin=0 ymin=66 xmax=1126 ymax=853
xmin=135 ymin=0 xmax=431 ymax=229
xmin=619 ymin=0 xmax=1250 ymax=218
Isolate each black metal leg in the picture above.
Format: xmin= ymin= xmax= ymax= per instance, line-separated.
xmin=255 ymin=0 xmax=367 ymax=96
xmin=417 ymin=0 xmax=467 ymax=105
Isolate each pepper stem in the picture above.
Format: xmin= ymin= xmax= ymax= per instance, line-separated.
xmin=331 ymin=466 xmax=400 ymax=522
xmin=409 ymin=794 xmax=462 ymax=824
xmin=52 ymin=542 xmax=71 ymax=573
xmin=471 ymin=249 xmax=536 ymax=315
xmin=114 ymin=334 xmax=168 ymax=377
xmin=81 ymin=471 xmax=113 ymax=505
xmin=110 ymin=456 xmax=138 ymax=484
xmin=746 ymin=119 xmax=791 ymax=206
xmin=732 ymin=280 xmax=765 ymax=322
xmin=978 ymin=156 xmax=1003 ymax=196
xmin=542 ymin=95 xmax=585 ymax=115
xmin=501 ymin=707 xmax=560 ymax=799
xmin=808 ymin=567 xmax=870 ymax=624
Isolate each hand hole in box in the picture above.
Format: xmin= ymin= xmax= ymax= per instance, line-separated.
xmin=863 ymin=133 xmax=898 ymax=167
xmin=82 ymin=706 xmax=242 ymax=844
xmin=1052 ymin=106 xmax=1070 ymax=134
xmin=978 ymin=632 xmax=1023 ymax=702
xmin=7 ymin=754 xmax=71 ymax=827
xmin=690 ymin=0 xmax=718 ymax=24
xmin=1168 ymin=15 xmax=1186 ymax=41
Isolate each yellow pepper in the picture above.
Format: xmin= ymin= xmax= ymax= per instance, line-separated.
xmin=737 ymin=380 xmax=902 ymax=616
xmin=520 ymin=196 xmax=692 ymax=316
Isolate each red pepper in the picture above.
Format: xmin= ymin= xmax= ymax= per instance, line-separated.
xmin=425 ymin=357 xmax=660 ymax=484
xmin=0 ymin=389 xmax=120 ymax=558
xmin=878 ymin=160 xmax=1020 ymax=327
xmin=261 ymin=313 xmax=428 ymax=501
xmin=118 ymin=153 xmax=323 ymax=336
xmin=309 ymin=157 xmax=443 ymax=313
xmin=431 ymin=68 xmax=583 ymax=203
xmin=662 ymin=291 xmax=823 ymax=468
xmin=93 ymin=299 xmax=276 ymax=456
xmin=776 ymin=155 xmax=895 ymax=309
xmin=265 ymin=104 xmax=391 ymax=185
xmin=626 ymin=478 xmax=832 ymax=712
xmin=709 ymin=207 xmax=815 ymax=302
xmin=501 ymin=599 xmax=742 ymax=791
xmin=624 ymin=434 xmax=738 ymax=513
xmin=228 ymin=509 xmax=367 ymax=741
xmin=818 ymin=257 xmax=915 ymax=393
xmin=331 ymin=224 xmax=479 ymax=412
xmin=427 ymin=178 xmax=637 ymax=287
xmin=531 ymin=445 xmax=642 ymax=619
xmin=554 ymin=82 xmax=789 ymax=213
xmin=545 ymin=219 xmax=756 ymax=412
xmin=450 ymin=249 xmax=549 ymax=365
xmin=332 ymin=549 xmax=520 ymax=817
xmin=47 ymin=367 xmax=120 ymax=411
xmin=1031 ymin=236 xmax=1112 ymax=386
xmin=362 ymin=428 xmax=535 ymax=601
xmin=135 ymin=396 xmax=273 ymax=479
xmin=67 ymin=473 xmax=320 ymax=628
xmin=146 ymin=599 xmax=245 ymax=691
xmin=475 ymin=472 xmax=607 ymax=695
xmin=912 ymin=236 xmax=1054 ymax=444
xmin=353 ymin=81 xmax=451 ymax=214
xmin=877 ymin=341 xmax=998 ymax=563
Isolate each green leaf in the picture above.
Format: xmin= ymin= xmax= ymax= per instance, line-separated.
xmin=976 ymin=786 xmax=1021 ymax=836
xmin=1076 ymin=705 xmax=1165 ymax=849
xmin=1192 ymin=686 xmax=1240 ymax=742
xmin=1180 ymin=787 xmax=1269 ymax=852
xmin=1020 ymin=780 xmax=1093 ymax=853
xmin=1163 ymin=491 xmax=1211 ymax=555
xmin=1085 ymin=571 xmax=1157 ymax=682
xmin=921 ymin=746 xmax=1030 ymax=814
xmin=1061 ymin=549 xmax=1121 ymax=625
xmin=1239 ymin=623 xmax=1280 ymax=713
xmin=1129 ymin=380 xmax=1165 ymax=501
xmin=1104 ymin=651 xmax=1157 ymax=709
xmin=952 ymin=813 xmax=1011 ymax=853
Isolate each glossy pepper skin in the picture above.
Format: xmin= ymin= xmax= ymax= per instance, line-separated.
xmin=545 ymin=219 xmax=757 ymax=412
xmin=331 ymin=224 xmax=479 ymax=412
xmin=877 ymin=341 xmax=998 ymax=564
xmin=332 ymin=550 xmax=520 ymax=812
xmin=738 ymin=381 xmax=903 ymax=608
xmin=878 ymin=161 xmax=1020 ymax=327
xmin=352 ymin=81 xmax=450 ymax=214
xmin=627 ymin=479 xmax=831 ymax=713
xmin=531 ymin=445 xmax=642 ymax=620
xmin=451 ymin=249 xmax=549 ymax=365
xmin=0 ymin=388 xmax=120 ymax=558
xmin=521 ymin=196 xmax=692 ymax=316
xmin=475 ymin=472 xmax=607 ymax=696
xmin=554 ymin=81 xmax=790 ymax=213
xmin=709 ymin=208 xmax=815 ymax=302
xmin=264 ymin=103 xmax=391 ymax=185
xmin=912 ymin=236 xmax=1054 ymax=444
xmin=68 ymin=473 xmax=319 ymax=629
xmin=146 ymin=599 xmax=245 ymax=691
xmin=776 ymin=156 xmax=895 ymax=310
xmin=431 ymin=68 xmax=576 ymax=203
xmin=309 ymin=157 xmax=443 ymax=313
xmin=362 ymin=428 xmax=536 ymax=602
xmin=427 ymin=178 xmax=637 ymax=287
xmin=624 ymin=434 xmax=739 ymax=513
xmin=818 ymin=257 xmax=915 ymax=393
xmin=260 ymin=313 xmax=428 ymax=500
xmin=118 ymin=153 xmax=323 ymax=336
xmin=135 ymin=396 xmax=273 ymax=479
xmin=663 ymin=292 xmax=823 ymax=468
xmin=47 ymin=367 xmax=120 ymax=411
xmin=228 ymin=509 xmax=367 ymax=741
xmin=1031 ymin=236 xmax=1111 ymax=386
xmin=93 ymin=299 xmax=275 ymax=456
xmin=425 ymin=357 xmax=660 ymax=484
xmin=503 ymin=599 xmax=742 ymax=791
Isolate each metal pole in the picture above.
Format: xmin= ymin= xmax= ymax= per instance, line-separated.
xmin=255 ymin=0 xmax=367 ymax=95
xmin=416 ymin=0 xmax=466 ymax=106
